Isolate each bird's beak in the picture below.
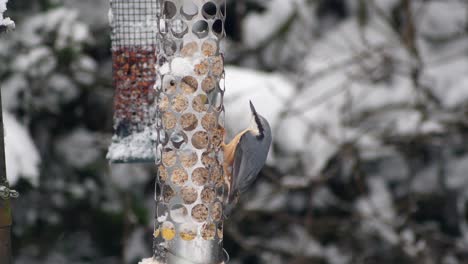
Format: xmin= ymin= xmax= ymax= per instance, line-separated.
xmin=249 ymin=100 xmax=257 ymax=115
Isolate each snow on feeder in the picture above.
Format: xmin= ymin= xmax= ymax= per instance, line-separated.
xmin=107 ymin=0 xmax=160 ymax=162
xmin=152 ymin=0 xmax=227 ymax=263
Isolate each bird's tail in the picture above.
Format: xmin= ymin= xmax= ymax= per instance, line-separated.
xmin=223 ymin=203 xmax=235 ymax=219
xmin=223 ymin=192 xmax=239 ymax=219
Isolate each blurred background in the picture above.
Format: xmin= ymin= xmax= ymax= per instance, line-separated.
xmin=1 ymin=0 xmax=468 ymax=263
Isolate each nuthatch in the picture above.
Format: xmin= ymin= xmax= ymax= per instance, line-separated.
xmin=222 ymin=101 xmax=272 ymax=217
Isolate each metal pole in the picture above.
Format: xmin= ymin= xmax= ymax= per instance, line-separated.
xmin=0 ymin=3 xmax=15 ymax=262
xmin=153 ymin=0 xmax=226 ymax=263
xmin=0 ymin=84 xmax=12 ymax=264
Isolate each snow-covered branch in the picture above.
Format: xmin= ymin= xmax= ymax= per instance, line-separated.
xmin=0 ymin=0 xmax=14 ymax=34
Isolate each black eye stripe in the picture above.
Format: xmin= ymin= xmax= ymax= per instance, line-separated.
xmin=253 ymin=113 xmax=264 ymax=140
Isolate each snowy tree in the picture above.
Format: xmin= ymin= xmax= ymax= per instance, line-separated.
xmin=1 ymin=0 xmax=467 ymax=263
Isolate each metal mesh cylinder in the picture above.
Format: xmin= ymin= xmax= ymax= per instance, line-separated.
xmin=153 ymin=0 xmax=226 ymax=263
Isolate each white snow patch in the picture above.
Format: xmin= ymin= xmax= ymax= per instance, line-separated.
xmin=357 ymin=178 xmax=396 ymax=222
xmin=0 ymin=0 xmax=14 ymax=32
xmin=63 ymin=0 xmax=110 ymax=27
xmin=69 ymin=184 xmax=86 ymax=199
xmin=281 ymin=175 xmax=310 ymax=189
xmin=447 ymin=155 xmax=468 ymax=189
xmin=243 ymin=0 xmax=296 ymax=47
xmin=71 ymin=55 xmax=97 ymax=85
xmin=159 ymin=62 xmax=170 ymax=75
xmin=138 ymin=258 xmax=162 ymax=264
xmin=0 ymin=0 xmax=7 ymax=17
xmin=244 ymin=182 xmax=287 ymax=212
xmin=266 ymin=225 xmax=323 ymax=258
xmin=107 ymin=127 xmax=155 ymax=162
xmin=109 ymin=163 xmax=150 ymax=190
xmin=49 ymin=74 xmax=79 ymax=102
xmin=108 ymin=8 xmax=114 ymax=26
xmin=312 ymin=186 xmax=340 ymax=209
xmin=324 ymin=245 xmax=351 ymax=264
xmin=3 ymin=112 xmax=41 ymax=186
xmin=424 ymin=55 xmax=468 ymax=108
xmin=13 ymin=47 xmax=57 ymax=77
xmin=0 ymin=16 xmax=13 ymax=31
xmin=171 ymin=57 xmax=195 ymax=76
xmin=125 ymin=228 xmax=149 ymax=263
xmin=356 ymin=178 xmax=399 ymax=245
xmin=56 ymin=128 xmax=101 ymax=168
xmin=373 ymin=0 xmax=400 ymax=12
xmin=20 ymin=7 xmax=91 ymax=48
xmin=1 ymin=74 xmax=27 ymax=110
xmin=420 ymin=1 xmax=467 ymax=38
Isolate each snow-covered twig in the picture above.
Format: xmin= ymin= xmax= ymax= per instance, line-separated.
xmin=0 ymin=0 xmax=15 ymax=34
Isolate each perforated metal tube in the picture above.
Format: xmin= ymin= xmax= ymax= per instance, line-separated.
xmin=152 ymin=0 xmax=226 ymax=263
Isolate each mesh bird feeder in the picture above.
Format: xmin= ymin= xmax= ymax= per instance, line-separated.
xmin=108 ymin=0 xmax=227 ymax=263
xmin=108 ymin=0 xmax=160 ymax=162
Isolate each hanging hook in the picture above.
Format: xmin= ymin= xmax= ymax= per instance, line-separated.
xmin=0 ymin=185 xmax=19 ymax=200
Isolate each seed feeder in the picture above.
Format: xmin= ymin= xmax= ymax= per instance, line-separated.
xmin=152 ymin=0 xmax=227 ymax=263
xmin=107 ymin=0 xmax=160 ymax=163
xmin=108 ymin=0 xmax=228 ymax=263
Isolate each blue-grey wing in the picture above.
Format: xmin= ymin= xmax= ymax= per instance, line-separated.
xmin=230 ymin=132 xmax=268 ymax=201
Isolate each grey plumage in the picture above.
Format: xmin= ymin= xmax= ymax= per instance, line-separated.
xmin=225 ymin=102 xmax=272 ymax=217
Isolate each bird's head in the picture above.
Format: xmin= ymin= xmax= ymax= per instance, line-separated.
xmin=248 ymin=101 xmax=271 ymax=140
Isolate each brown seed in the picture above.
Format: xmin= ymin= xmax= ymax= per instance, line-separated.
xmin=201 ymin=113 xmax=217 ymax=132
xmin=211 ymin=126 xmax=224 ymax=148
xmin=180 ymin=151 xmax=198 ymax=168
xmin=211 ymin=164 xmax=223 ymax=185
xmin=202 ymin=40 xmax=217 ymax=56
xmin=181 ymin=76 xmax=198 ymax=94
xmin=180 ymin=113 xmax=198 ymax=131
xmin=179 ymin=224 xmax=197 ymax=241
xmin=192 ymin=167 xmax=209 ymax=186
xmin=192 ymin=204 xmax=209 ymax=222
xmin=181 ymin=42 xmax=198 ymax=57
xmin=212 ymin=56 xmax=224 ymax=76
xmin=162 ymin=149 xmax=177 ymax=167
xmin=172 ymin=94 xmax=188 ymax=112
xmin=163 ymin=186 xmax=175 ymax=203
xmin=181 ymin=186 xmax=198 ymax=204
xmin=211 ymin=202 xmax=222 ymax=221
xmin=179 ymin=231 xmax=196 ymax=241
xmin=201 ymin=187 xmax=216 ymax=204
xmin=172 ymin=168 xmax=189 ymax=186
xmin=158 ymin=165 xmax=168 ymax=182
xmin=192 ymin=131 xmax=209 ymax=149
xmin=201 ymin=223 xmax=216 ymax=240
xmin=163 ymin=112 xmax=177 ymax=129
xmin=194 ymin=60 xmax=209 ymax=75
xmin=192 ymin=94 xmax=208 ymax=112
xmin=201 ymin=152 xmax=217 ymax=167
xmin=201 ymin=76 xmax=216 ymax=93
xmin=160 ymin=95 xmax=170 ymax=111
